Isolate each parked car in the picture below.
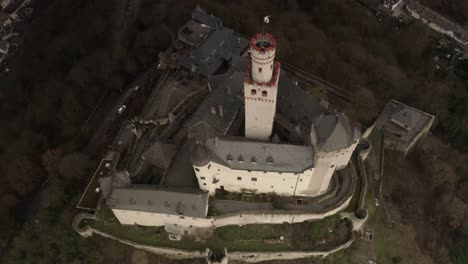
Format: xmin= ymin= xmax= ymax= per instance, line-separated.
xmin=117 ymin=105 xmax=127 ymax=115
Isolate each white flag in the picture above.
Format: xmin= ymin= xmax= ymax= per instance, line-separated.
xmin=264 ymin=16 xmax=270 ymax=24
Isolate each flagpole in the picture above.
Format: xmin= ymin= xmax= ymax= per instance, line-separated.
xmin=262 ymin=17 xmax=265 ymax=38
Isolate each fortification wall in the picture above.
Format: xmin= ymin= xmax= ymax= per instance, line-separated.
xmin=226 ymin=239 xmax=354 ymax=262
xmin=73 ymin=211 xmax=355 ymax=262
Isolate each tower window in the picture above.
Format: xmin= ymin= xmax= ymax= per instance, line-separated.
xmin=251 ymin=89 xmax=256 ymax=95
xmin=258 ymin=67 xmax=262 ymax=73
xmin=237 ymin=177 xmax=242 ymax=181
xmin=251 ymin=177 xmax=257 ymax=182
xmin=262 ymin=91 xmax=267 ymax=97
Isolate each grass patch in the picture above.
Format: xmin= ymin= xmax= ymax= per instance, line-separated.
xmin=308 ymin=215 xmax=342 ymax=239
xmin=216 ymin=223 xmax=292 ymax=241
xmin=88 ymin=208 xmax=351 ymax=253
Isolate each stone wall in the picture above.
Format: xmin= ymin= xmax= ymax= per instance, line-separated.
xmin=73 ymin=211 xmax=355 ymax=262
xmin=226 ymin=239 xmax=354 ymax=263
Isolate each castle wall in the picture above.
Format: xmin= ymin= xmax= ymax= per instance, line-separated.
xmin=194 ymin=161 xmax=313 ymax=196
xmin=111 ymin=194 xmax=352 ymax=229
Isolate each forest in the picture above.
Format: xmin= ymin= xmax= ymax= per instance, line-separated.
xmin=0 ymin=0 xmax=466 ymax=263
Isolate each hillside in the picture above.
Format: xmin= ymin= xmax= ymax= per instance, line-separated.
xmin=0 ymin=0 xmax=466 ymax=263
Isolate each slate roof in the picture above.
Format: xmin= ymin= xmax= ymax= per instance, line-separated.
xmin=178 ymin=20 xmax=212 ymax=47
xmin=108 ymin=186 xmax=209 ymax=218
xmin=141 ymin=142 xmax=178 ymax=169
xmin=192 ymin=5 xmax=222 ymax=29
xmin=376 ymin=100 xmax=435 ymax=145
xmin=193 ymin=136 xmax=315 ymax=173
xmin=178 ymin=27 xmax=249 ymax=77
xmin=314 ymin=113 xmax=355 ymax=152
xmin=186 ymin=71 xmax=244 ymax=140
xmin=277 ymin=71 xmax=326 ymax=128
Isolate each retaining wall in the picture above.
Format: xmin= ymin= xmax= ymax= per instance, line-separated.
xmin=226 ymin=239 xmax=354 ymax=263
xmin=73 ymin=211 xmax=355 ymax=262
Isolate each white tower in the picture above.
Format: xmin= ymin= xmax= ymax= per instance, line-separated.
xmin=244 ymin=33 xmax=280 ymax=140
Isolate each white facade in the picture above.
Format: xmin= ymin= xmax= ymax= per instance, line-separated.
xmin=244 ymin=33 xmax=280 ymax=140
xmin=111 ymin=194 xmax=352 ymax=229
xmin=194 ymin=161 xmax=314 ymax=196
xmin=193 ymin=141 xmax=357 ymax=197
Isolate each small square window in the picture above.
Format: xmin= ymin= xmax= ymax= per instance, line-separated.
xmin=251 ymin=89 xmax=256 ymax=95
xmin=200 ymin=177 xmax=205 ymax=180
xmin=262 ymin=91 xmax=267 ymax=97
xmin=203 ymin=183 xmax=206 ymax=186
xmin=237 ymin=177 xmax=242 ymax=181
xmin=251 ymin=177 xmax=257 ymax=182
xmin=258 ymin=67 xmax=262 ymax=73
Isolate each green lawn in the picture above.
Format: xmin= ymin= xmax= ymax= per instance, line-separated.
xmin=88 ymin=209 xmax=350 ymax=253
xmin=216 ymin=223 xmax=292 ymax=241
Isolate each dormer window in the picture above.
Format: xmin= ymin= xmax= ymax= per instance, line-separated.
xmin=251 ymin=156 xmax=257 ymax=164
xmin=227 ymin=154 xmax=233 ymax=162
xmin=266 ymin=156 xmax=274 ymax=164
xmin=238 ymin=155 xmax=244 ymax=163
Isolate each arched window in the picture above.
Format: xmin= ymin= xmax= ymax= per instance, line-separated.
xmin=262 ymin=90 xmax=267 ymax=97
xmin=258 ymin=67 xmax=262 ymax=73
xmin=251 ymin=89 xmax=256 ymax=95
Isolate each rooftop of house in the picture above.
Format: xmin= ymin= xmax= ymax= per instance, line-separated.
xmin=178 ymin=27 xmax=249 ymax=77
xmin=314 ymin=113 xmax=357 ymax=152
xmin=186 ymin=71 xmax=245 ymax=141
xmin=177 ymin=6 xmax=249 ymax=77
xmin=193 ymin=136 xmax=315 ymax=173
xmin=141 ymin=142 xmax=178 ymax=170
xmin=107 ymin=186 xmax=209 ymax=218
xmin=375 ymin=100 xmax=435 ymax=145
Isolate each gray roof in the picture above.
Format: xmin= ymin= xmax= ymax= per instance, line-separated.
xmin=108 ymin=186 xmax=209 ymax=218
xmin=192 ymin=5 xmax=222 ymax=30
xmin=314 ymin=113 xmax=355 ymax=152
xmin=376 ymin=100 xmax=435 ymax=145
xmin=186 ymin=71 xmax=244 ymax=140
xmin=141 ymin=142 xmax=178 ymax=169
xmin=178 ymin=20 xmax=212 ymax=47
xmin=277 ymin=71 xmax=326 ymax=128
xmin=162 ymin=142 xmax=199 ymax=187
xmin=391 ymin=108 xmax=417 ymax=130
xmin=188 ymin=121 xmax=220 ymax=143
xmin=179 ymin=27 xmax=249 ymax=77
xmin=194 ymin=136 xmax=315 ymax=173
